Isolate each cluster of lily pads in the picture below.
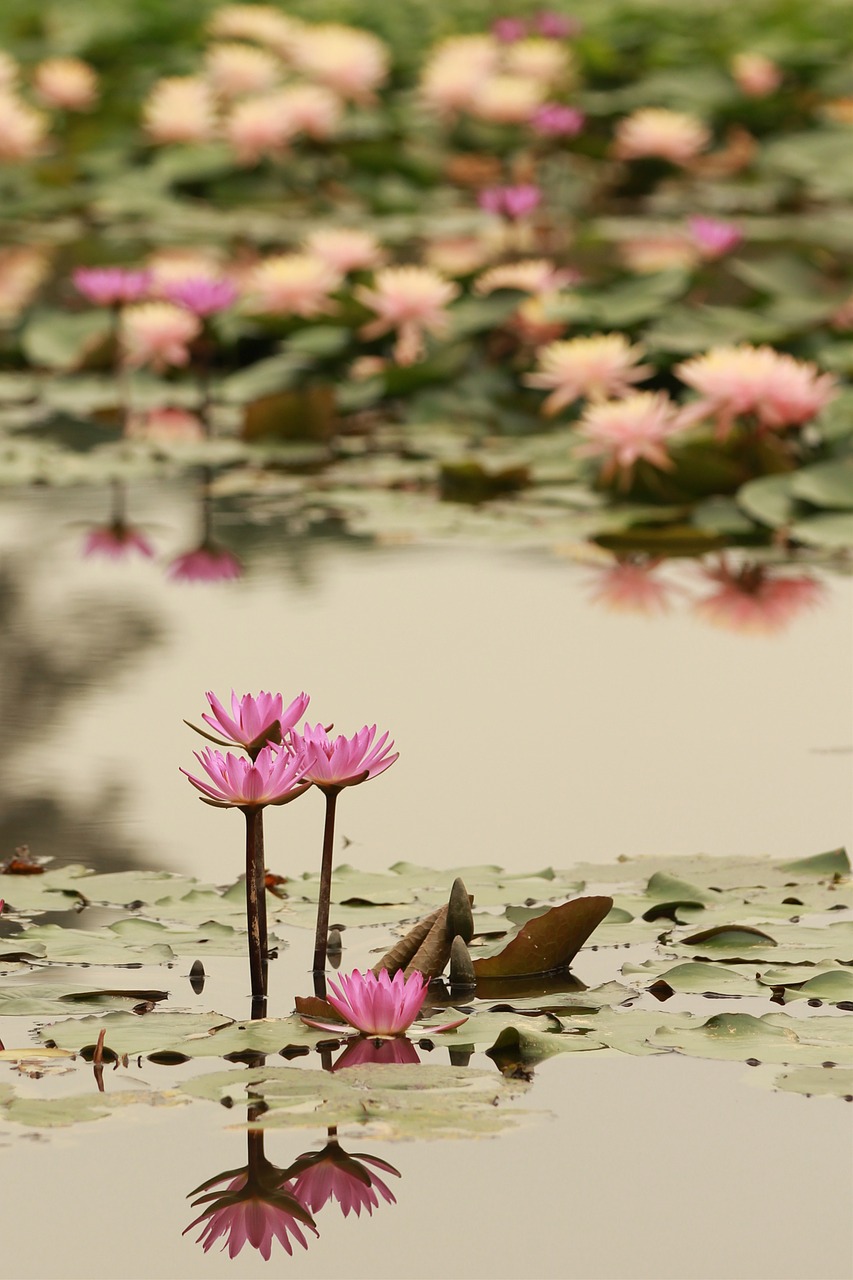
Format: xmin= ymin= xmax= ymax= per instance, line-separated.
xmin=0 ymin=0 xmax=851 ymax=555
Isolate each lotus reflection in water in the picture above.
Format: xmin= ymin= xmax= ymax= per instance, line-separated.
xmin=289 ymin=1127 xmax=400 ymax=1219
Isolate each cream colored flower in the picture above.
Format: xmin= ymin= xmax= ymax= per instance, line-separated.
xmin=143 ymin=77 xmax=217 ymax=144
xmin=504 ymin=39 xmax=572 ymax=87
xmin=475 ymin=259 xmax=573 ymax=296
xmin=33 ymin=57 xmax=98 ymax=111
xmin=469 ymin=74 xmax=545 ymax=124
xmin=619 ymin=235 xmax=699 ymax=274
xmin=271 ymin=84 xmax=342 ymax=140
xmin=731 ymin=52 xmax=782 ymax=98
xmin=0 ymin=246 xmax=51 ymax=320
xmin=224 ymin=91 xmax=295 ymax=162
xmin=419 ymin=36 xmax=499 ymax=116
xmin=526 ymin=334 xmax=652 ymax=414
xmin=121 ymin=302 xmax=201 ymax=369
xmin=304 ymin=228 xmax=384 ymax=274
xmin=613 ymin=108 xmax=710 ymax=165
xmin=0 ymin=92 xmax=49 ymax=161
xmin=356 ymin=266 xmax=459 ymax=365
xmin=0 ymin=51 xmax=18 ymax=92
xmin=675 ymin=345 xmax=837 ymax=438
xmin=207 ymin=6 xmax=304 ymax=56
xmin=146 ymin=248 xmax=227 ymax=293
xmin=289 ymin=24 xmax=388 ymax=102
xmin=205 ymin=42 xmax=282 ymax=98
xmin=246 ymin=253 xmax=342 ymax=317
xmin=423 ymin=235 xmax=499 ymax=276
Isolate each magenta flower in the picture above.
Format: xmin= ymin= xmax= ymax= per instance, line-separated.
xmin=492 ymin=17 xmax=528 ymax=42
xmin=167 ymin=544 xmax=243 ymax=583
xmin=530 ymin=103 xmax=584 ymax=137
xmin=294 ymin=722 xmax=398 ymax=790
xmin=688 ymin=215 xmax=743 ymax=259
xmin=73 ymin=267 xmax=151 ymax=307
xmin=181 ymin=744 xmax=309 ymax=809
xmin=534 ymin=10 xmax=581 ymax=38
xmin=164 ymin=276 xmax=239 ymax=317
xmin=313 ymin=968 xmax=428 ymax=1036
xmin=478 ymin=184 xmax=541 ymax=221
xmin=196 ymin=689 xmax=310 ymax=753
xmin=289 ymin=1139 xmax=400 ymax=1219
xmin=83 ymin=522 xmax=154 ymax=560
xmin=185 ymin=1173 xmax=316 ymax=1260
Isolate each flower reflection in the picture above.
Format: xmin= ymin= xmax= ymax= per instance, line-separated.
xmin=332 ymin=1034 xmax=421 ymax=1070
xmin=167 ymin=542 xmax=243 ymax=583
xmin=185 ymin=1132 xmax=317 ymax=1261
xmin=83 ymin=522 xmax=154 ymax=561
xmin=694 ymin=559 xmax=824 ymax=634
xmin=290 ymin=1129 xmax=400 ymax=1219
xmin=589 ymin=557 xmax=675 ymax=616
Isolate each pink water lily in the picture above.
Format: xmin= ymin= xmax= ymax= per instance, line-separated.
xmin=195 ymin=689 xmax=310 ymax=753
xmin=301 ymin=968 xmax=467 ymax=1038
xmin=167 ymin=544 xmax=243 ymax=583
xmin=73 ymin=266 xmax=151 ymax=307
xmin=289 ymin=1139 xmax=400 ymax=1218
xmin=185 ymin=1172 xmax=316 ymax=1260
xmin=181 ymin=744 xmax=309 ymax=808
xmin=83 ymin=522 xmax=154 ymax=560
xmin=293 ymin=722 xmax=398 ymax=790
xmin=164 ymin=276 xmax=239 ymax=316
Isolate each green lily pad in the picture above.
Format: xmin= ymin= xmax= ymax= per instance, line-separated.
xmin=652 ymin=1012 xmax=853 ymax=1067
xmin=0 ymin=1088 xmax=185 ymax=1129
xmin=772 ymin=1067 xmax=853 ymax=1100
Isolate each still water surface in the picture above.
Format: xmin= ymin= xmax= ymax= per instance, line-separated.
xmin=0 ymin=479 xmax=850 ymax=1279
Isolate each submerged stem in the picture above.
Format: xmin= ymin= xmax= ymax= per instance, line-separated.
xmin=244 ymin=807 xmax=268 ymax=1004
xmin=312 ymin=789 xmax=339 ymax=974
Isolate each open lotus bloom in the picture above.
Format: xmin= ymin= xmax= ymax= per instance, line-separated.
xmin=185 ymin=1172 xmax=317 ymax=1260
xmin=181 ymin=743 xmax=309 ymax=808
xmin=300 ymin=968 xmax=467 ymax=1038
xmin=289 ymin=1139 xmax=400 ymax=1218
xmin=292 ymin=722 xmax=398 ymax=790
xmin=73 ymin=266 xmax=151 ymax=307
xmin=195 ymin=689 xmax=310 ymax=752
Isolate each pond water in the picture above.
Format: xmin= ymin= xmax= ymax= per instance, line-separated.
xmin=0 ymin=477 xmax=851 ymax=1280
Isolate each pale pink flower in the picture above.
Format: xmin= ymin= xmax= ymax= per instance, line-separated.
xmin=270 ymin=84 xmax=343 ymax=140
xmin=304 ymin=227 xmax=384 ymax=275
xmin=575 ymin=391 xmax=687 ymax=483
xmin=526 ymin=333 xmax=652 ymax=414
xmin=164 ymin=276 xmax=238 ymax=316
xmin=167 ymin=544 xmax=243 ymax=583
xmin=419 ymin=36 xmax=499 ymax=116
xmin=356 ymin=266 xmax=459 ymax=365
xmin=126 ymin=407 xmax=205 ymax=444
xmin=73 ymin=266 xmax=151 ymax=307
xmin=478 ymin=183 xmax=541 ymax=220
xmin=469 ymin=74 xmax=545 ymax=124
xmin=424 ymin=235 xmax=498 ymax=276
xmin=83 ymin=522 xmax=154 ymax=560
xmin=289 ymin=1140 xmax=400 ymax=1218
xmin=182 ymin=743 xmax=308 ymax=809
xmin=199 ymin=689 xmax=310 ymax=751
xmin=204 ymin=42 xmax=281 ymax=99
xmin=33 ymin=57 xmax=98 ymax=111
xmin=293 ymin=722 xmax=398 ymax=790
xmin=207 ymin=5 xmax=304 ymax=56
xmin=143 ymin=77 xmax=217 ymax=145
xmin=146 ymin=248 xmax=225 ymax=292
xmin=224 ymin=91 xmax=295 ymax=162
xmin=688 ymin=215 xmax=742 ymax=259
xmin=589 ymin=558 xmax=674 ymax=616
xmin=475 ymin=258 xmax=576 ymax=297
xmin=530 ymin=102 xmax=584 ymax=136
xmin=0 ymin=51 xmax=18 ymax=92
xmin=675 ymin=345 xmax=837 ymax=438
xmin=731 ymin=52 xmax=782 ymax=98
xmin=619 ymin=235 xmax=699 ymax=275
xmin=246 ymin=254 xmax=341 ymax=317
xmin=0 ymin=91 xmax=49 ymax=161
xmin=504 ymin=39 xmax=572 ymax=86
xmin=289 ymin=24 xmax=388 ymax=102
xmin=694 ymin=561 xmax=823 ymax=634
xmin=121 ymin=301 xmax=201 ymax=369
xmin=534 ymin=11 xmax=582 ymax=38
xmin=0 ymin=246 xmax=51 ymax=319
xmin=185 ymin=1173 xmax=316 ymax=1260
xmin=614 ymin=108 xmax=711 ymax=165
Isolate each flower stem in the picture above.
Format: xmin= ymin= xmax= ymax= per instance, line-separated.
xmin=244 ymin=807 xmax=268 ymax=1005
xmin=312 ymin=789 xmax=339 ymax=974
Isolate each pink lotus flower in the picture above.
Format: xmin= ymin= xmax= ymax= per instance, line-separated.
xmin=311 ymin=968 xmax=428 ymax=1036
xmin=530 ymin=102 xmax=584 ymax=136
xmin=83 ymin=522 xmax=154 ymax=560
xmin=223 ymin=91 xmax=295 ymax=162
xmin=731 ymin=52 xmax=782 ymax=98
xmin=167 ymin=545 xmax=243 ymax=584
xmin=613 ymin=108 xmax=710 ymax=166
xmin=478 ymin=184 xmax=541 ymax=220
xmin=492 ymin=17 xmax=528 ymax=43
xmin=688 ymin=215 xmax=742 ymax=259
xmin=534 ymin=10 xmax=582 ymax=38
xmin=33 ymin=57 xmax=98 ymax=111
xmin=182 ymin=743 xmax=309 ymax=809
xmin=143 ymin=76 xmax=217 ymax=145
xmin=204 ymin=42 xmax=281 ymax=99
xmin=475 ymin=258 xmax=577 ymax=298
xmin=356 ymin=266 xmax=459 ymax=366
xmin=185 ymin=1173 xmax=316 ymax=1260
xmin=694 ymin=561 xmax=823 ymax=634
xmin=575 ymin=391 xmax=687 ymax=484
xmin=332 ymin=1035 xmax=420 ymax=1069
xmin=121 ymin=302 xmax=201 ymax=370
xmin=74 ymin=266 xmax=151 ymax=307
xmin=304 ymin=227 xmax=384 ymax=275
xmin=163 ymin=276 xmax=238 ymax=316
xmin=288 ymin=24 xmax=389 ymax=103
xmin=675 ymin=345 xmax=838 ymax=439
xmin=525 ymin=333 xmax=652 ymax=414
xmin=199 ymin=689 xmax=310 ymax=752
xmin=246 ymin=253 xmax=341 ymax=318
xmin=289 ymin=1139 xmax=400 ymax=1218
xmin=293 ymin=723 xmax=398 ymax=790
xmin=419 ymin=36 xmax=499 ymax=117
